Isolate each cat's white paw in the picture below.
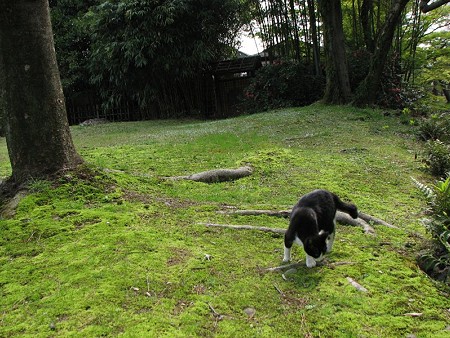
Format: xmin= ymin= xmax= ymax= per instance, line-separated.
xmin=326 ymin=233 xmax=335 ymax=253
xmin=306 ymin=256 xmax=316 ymax=268
xmin=283 ymin=246 xmax=291 ymax=263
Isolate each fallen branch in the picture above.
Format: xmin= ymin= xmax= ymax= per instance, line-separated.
xmin=220 ymin=209 xmax=395 ymax=228
xmin=218 ymin=209 xmax=290 ymax=218
xmin=358 ymin=212 xmax=398 ymax=229
xmin=167 ymin=166 xmax=253 ymax=183
xmin=264 ymin=261 xmax=355 ymax=272
xmin=346 ymin=277 xmax=368 ymax=292
xmin=264 ymin=262 xmax=304 ymax=272
xmin=201 ymin=218 xmax=374 ymax=237
xmin=200 ymin=222 xmax=285 ymax=234
xmin=218 ymin=209 xmax=384 ymax=235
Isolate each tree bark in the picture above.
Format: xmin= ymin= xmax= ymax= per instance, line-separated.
xmin=361 ymin=0 xmax=375 ymax=52
xmin=317 ymin=0 xmax=352 ymax=104
xmin=307 ymin=0 xmax=322 ymax=76
xmin=0 ymin=0 xmax=82 ymax=184
xmin=353 ymin=0 xmax=410 ymax=106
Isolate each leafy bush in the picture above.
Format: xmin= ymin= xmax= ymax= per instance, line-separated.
xmin=413 ymin=174 xmax=450 ymax=282
xmin=347 ymin=50 xmax=425 ymax=109
xmin=239 ymin=60 xmax=325 ymax=113
xmin=417 ymin=113 xmax=450 ymax=142
xmin=423 ymin=140 xmax=450 ymax=177
xmin=347 ymin=49 xmax=371 ymax=91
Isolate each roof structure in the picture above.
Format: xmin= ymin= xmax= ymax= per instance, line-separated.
xmin=209 ymin=56 xmax=262 ymax=75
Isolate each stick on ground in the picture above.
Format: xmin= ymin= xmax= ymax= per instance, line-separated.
xmin=199 ymin=222 xmax=286 ymax=234
xmin=217 ymin=208 xmax=391 ymax=234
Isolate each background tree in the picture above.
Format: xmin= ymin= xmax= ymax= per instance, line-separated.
xmin=353 ymin=0 xmax=411 ymax=106
xmin=317 ymin=0 xmax=352 ymax=104
xmin=49 ymin=0 xmax=99 ymax=102
xmin=0 ymin=0 xmax=82 ymax=184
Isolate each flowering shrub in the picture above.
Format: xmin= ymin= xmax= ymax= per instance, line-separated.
xmin=347 ymin=49 xmax=425 ymax=109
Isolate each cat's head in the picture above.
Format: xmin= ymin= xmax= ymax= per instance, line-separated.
xmin=304 ymin=231 xmax=329 ymax=260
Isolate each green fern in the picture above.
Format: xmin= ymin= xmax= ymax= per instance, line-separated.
xmin=411 ymin=176 xmax=435 ymax=201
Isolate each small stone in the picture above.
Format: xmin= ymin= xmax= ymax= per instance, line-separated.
xmin=244 ymin=307 xmax=256 ymax=318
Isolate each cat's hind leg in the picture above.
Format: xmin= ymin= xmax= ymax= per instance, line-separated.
xmin=326 ymin=231 xmax=335 ymax=253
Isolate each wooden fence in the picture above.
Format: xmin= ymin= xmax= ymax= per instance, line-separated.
xmin=66 ymin=76 xmax=252 ymax=125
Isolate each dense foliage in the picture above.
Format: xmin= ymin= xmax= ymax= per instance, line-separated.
xmin=246 ymin=1 xmax=450 ymax=107
xmin=49 ymin=1 xmax=450 ymax=115
xmin=50 ymin=0 xmax=251 ymax=115
xmin=239 ymin=61 xmax=325 ymax=113
xmin=87 ymin=0 xmax=248 ymax=110
xmin=50 ymin=0 xmax=99 ymax=100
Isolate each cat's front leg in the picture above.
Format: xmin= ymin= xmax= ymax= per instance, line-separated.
xmin=283 ymin=245 xmax=292 ymax=262
xmin=305 ymin=255 xmax=316 ymax=268
xmin=326 ymin=232 xmax=335 ymax=253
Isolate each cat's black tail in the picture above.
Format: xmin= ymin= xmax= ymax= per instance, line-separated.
xmin=332 ymin=193 xmax=358 ymax=219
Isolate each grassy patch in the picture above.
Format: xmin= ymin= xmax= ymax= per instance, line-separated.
xmin=1 ymin=104 xmax=449 ymax=337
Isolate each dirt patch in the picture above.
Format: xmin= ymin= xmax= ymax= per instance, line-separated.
xmin=166 ymin=247 xmax=192 ymax=266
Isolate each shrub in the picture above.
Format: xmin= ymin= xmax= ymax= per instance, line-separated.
xmin=417 ymin=113 xmax=450 ymax=142
xmin=348 ymin=50 xmax=425 ymax=109
xmin=413 ymin=174 xmax=450 ymax=282
xmin=239 ymin=60 xmax=325 ymax=113
xmin=424 ymin=140 xmax=450 ymax=177
xmin=347 ymin=49 xmax=371 ymax=91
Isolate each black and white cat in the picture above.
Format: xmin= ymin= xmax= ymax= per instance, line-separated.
xmin=283 ymin=189 xmax=358 ymax=268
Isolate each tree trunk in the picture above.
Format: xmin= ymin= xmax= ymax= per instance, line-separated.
xmin=0 ymin=0 xmax=82 ymax=183
xmin=353 ymin=0 xmax=410 ymax=106
xmin=307 ymin=0 xmax=322 ymax=76
xmin=317 ymin=0 xmax=352 ymax=104
xmin=361 ymin=0 xmax=375 ymax=52
xmin=443 ymin=89 xmax=450 ymax=103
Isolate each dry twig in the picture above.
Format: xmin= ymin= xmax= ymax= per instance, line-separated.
xmin=346 ymin=277 xmax=368 ymax=292
xmin=200 ymin=222 xmax=285 ymax=234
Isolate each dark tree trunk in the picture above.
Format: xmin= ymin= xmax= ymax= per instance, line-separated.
xmin=353 ymin=0 xmax=410 ymax=107
xmin=0 ymin=0 xmax=82 ymax=183
xmin=361 ymin=0 xmax=375 ymax=52
xmin=307 ymin=0 xmax=322 ymax=76
xmin=317 ymin=0 xmax=352 ymax=104
xmin=443 ymin=89 xmax=450 ymax=103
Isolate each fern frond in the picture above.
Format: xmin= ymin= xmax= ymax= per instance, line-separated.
xmin=411 ymin=176 xmax=436 ymax=201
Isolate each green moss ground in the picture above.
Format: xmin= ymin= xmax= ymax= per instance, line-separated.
xmin=1 ymin=104 xmax=449 ymax=337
